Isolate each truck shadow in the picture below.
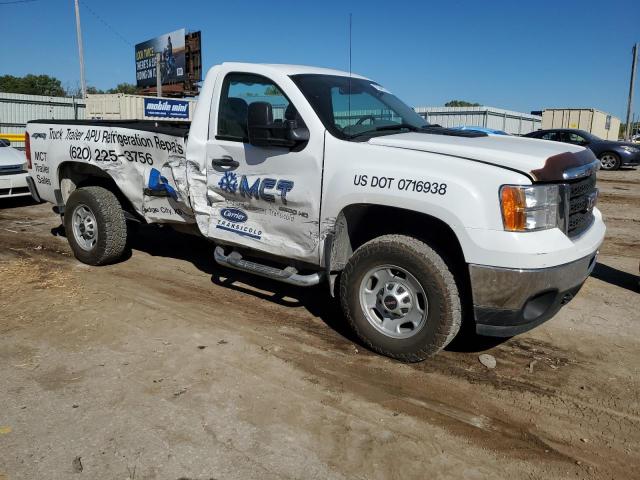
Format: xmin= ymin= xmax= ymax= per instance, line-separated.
xmin=0 ymin=197 xmax=37 ymax=210
xmin=591 ymin=262 xmax=639 ymax=293
xmin=127 ymin=223 xmax=512 ymax=354
xmin=130 ymin=223 xmax=215 ymax=275
xmin=128 ymin=224 xmax=357 ymax=343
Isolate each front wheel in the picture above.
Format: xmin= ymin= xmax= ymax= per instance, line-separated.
xmin=64 ymin=186 xmax=128 ymax=265
xmin=599 ymin=152 xmax=621 ymax=170
xmin=340 ymin=235 xmax=461 ymax=362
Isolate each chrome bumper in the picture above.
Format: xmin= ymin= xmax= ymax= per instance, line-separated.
xmin=469 ymin=252 xmax=598 ymax=336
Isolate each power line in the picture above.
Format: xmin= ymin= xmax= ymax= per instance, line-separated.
xmin=0 ymin=0 xmax=40 ymax=5
xmin=78 ymin=0 xmax=132 ymax=47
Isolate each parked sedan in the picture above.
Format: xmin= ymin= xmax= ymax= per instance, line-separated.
xmin=0 ymin=139 xmax=30 ymax=199
xmin=523 ymin=129 xmax=640 ymax=170
xmin=450 ymin=126 xmax=509 ymax=135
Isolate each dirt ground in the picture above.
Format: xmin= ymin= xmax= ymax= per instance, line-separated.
xmin=1 ymin=168 xmax=638 ymax=480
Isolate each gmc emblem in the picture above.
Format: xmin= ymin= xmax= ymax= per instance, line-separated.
xmin=586 ymin=190 xmax=598 ymax=213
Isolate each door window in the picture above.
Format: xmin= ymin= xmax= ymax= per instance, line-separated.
xmin=217 ymin=73 xmax=299 ymax=141
xmin=563 ymin=132 xmax=589 ymax=145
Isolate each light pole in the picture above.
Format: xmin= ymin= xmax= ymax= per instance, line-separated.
xmin=73 ymin=0 xmax=87 ymax=99
xmin=624 ymin=43 xmax=638 ymax=141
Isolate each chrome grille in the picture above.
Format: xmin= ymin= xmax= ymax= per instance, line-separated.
xmin=566 ymin=174 xmax=597 ymax=237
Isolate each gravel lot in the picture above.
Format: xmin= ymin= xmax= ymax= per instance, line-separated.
xmin=1 ymin=168 xmax=638 ymax=480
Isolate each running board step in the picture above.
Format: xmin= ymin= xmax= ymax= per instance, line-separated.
xmin=214 ymin=246 xmax=324 ymax=287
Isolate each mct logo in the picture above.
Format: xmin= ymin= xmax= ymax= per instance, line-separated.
xmin=218 ymin=172 xmax=294 ymax=204
xmin=221 ymin=208 xmax=248 ymax=223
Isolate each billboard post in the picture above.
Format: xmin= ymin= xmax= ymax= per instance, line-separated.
xmin=156 ymin=52 xmax=162 ymax=97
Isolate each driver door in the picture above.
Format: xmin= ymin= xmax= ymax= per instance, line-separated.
xmin=204 ymin=71 xmax=324 ymax=264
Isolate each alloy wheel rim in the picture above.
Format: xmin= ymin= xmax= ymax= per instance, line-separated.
xmin=600 ymin=155 xmax=617 ymax=169
xmin=358 ymin=264 xmax=428 ymax=339
xmin=72 ymin=204 xmax=98 ymax=251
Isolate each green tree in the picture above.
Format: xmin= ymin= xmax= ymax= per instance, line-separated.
xmin=107 ymin=83 xmax=138 ymax=95
xmin=86 ymin=86 xmax=105 ymax=95
xmin=264 ymin=85 xmax=281 ymax=96
xmin=0 ymin=74 xmax=65 ymax=96
xmin=444 ymin=100 xmax=481 ymax=107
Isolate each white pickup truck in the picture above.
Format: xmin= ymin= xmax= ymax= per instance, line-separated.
xmin=25 ymin=63 xmax=605 ymax=361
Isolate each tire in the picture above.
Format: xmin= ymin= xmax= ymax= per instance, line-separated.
xmin=599 ymin=152 xmax=621 ymax=170
xmin=64 ymin=186 xmax=128 ymax=265
xmin=340 ymin=235 xmax=461 ymax=362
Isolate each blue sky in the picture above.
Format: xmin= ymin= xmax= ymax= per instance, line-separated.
xmin=1 ymin=0 xmax=637 ymax=118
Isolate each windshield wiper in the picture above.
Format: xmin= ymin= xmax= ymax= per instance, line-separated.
xmin=418 ymin=125 xmax=488 ymax=138
xmin=374 ymin=123 xmax=419 ymax=132
xmin=346 ymin=123 xmax=418 ymax=139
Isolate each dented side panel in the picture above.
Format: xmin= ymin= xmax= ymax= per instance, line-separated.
xmin=27 ymin=123 xmax=195 ymax=224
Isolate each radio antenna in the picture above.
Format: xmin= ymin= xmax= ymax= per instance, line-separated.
xmin=348 ymin=13 xmax=352 ymax=124
xmin=349 ymin=13 xmax=352 ymax=77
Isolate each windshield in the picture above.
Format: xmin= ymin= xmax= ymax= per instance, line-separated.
xmin=291 ymin=74 xmax=428 ymax=140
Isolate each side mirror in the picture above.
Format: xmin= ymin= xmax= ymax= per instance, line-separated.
xmin=247 ymin=101 xmax=274 ymax=147
xmin=289 ymin=123 xmax=309 ymax=142
xmin=248 ymin=102 xmax=309 ymax=148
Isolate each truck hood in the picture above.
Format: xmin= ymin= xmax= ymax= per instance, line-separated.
xmin=0 ymin=146 xmax=25 ymax=167
xmin=368 ymin=132 xmax=598 ymax=181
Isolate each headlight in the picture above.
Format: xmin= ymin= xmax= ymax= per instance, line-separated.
xmin=620 ymin=145 xmax=639 ymax=153
xmin=20 ymin=162 xmax=28 ymax=171
xmin=500 ymin=184 xmax=562 ymax=232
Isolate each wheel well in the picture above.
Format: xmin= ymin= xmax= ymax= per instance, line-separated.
xmin=598 ymin=151 xmax=619 ymax=158
xmin=327 ymin=204 xmax=471 ymax=303
xmin=57 ymin=162 xmax=140 ymax=220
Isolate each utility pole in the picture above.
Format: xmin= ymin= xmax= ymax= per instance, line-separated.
xmin=73 ymin=0 xmax=87 ymax=99
xmin=624 ymin=43 xmax=638 ymax=141
xmin=156 ymin=52 xmax=162 ymax=97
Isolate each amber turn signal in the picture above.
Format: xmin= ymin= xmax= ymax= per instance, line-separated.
xmin=500 ymin=186 xmax=527 ymax=231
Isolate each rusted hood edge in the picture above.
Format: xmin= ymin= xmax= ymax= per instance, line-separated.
xmin=530 ymin=148 xmax=598 ymax=182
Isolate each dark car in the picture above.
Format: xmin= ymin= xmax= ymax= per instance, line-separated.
xmin=523 ymin=128 xmax=640 ymax=170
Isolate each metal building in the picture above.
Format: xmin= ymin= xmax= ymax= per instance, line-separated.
xmin=542 ymin=109 xmax=621 ymax=140
xmin=0 ymin=92 xmax=85 ymax=149
xmin=414 ymin=106 xmax=542 ymax=135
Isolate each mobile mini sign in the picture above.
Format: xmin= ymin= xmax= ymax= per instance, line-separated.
xmin=135 ymin=29 xmax=186 ymax=88
xmin=144 ymin=98 xmax=190 ymax=119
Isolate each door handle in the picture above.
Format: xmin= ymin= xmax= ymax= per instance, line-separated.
xmin=211 ymin=155 xmax=239 ymax=171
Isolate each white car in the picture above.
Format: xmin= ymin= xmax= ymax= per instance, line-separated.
xmin=0 ymin=139 xmax=30 ymax=199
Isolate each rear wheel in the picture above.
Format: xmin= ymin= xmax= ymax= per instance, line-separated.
xmin=599 ymin=152 xmax=621 ymax=170
xmin=340 ymin=235 xmax=461 ymax=362
xmin=64 ymin=186 xmax=128 ymax=265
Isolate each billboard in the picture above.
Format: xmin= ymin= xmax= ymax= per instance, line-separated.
xmin=144 ymin=98 xmax=190 ymax=119
xmin=135 ymin=29 xmax=186 ymax=88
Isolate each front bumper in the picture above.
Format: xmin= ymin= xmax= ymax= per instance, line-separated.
xmin=620 ymin=149 xmax=640 ymax=166
xmin=0 ymin=171 xmax=30 ymax=198
xmin=469 ymin=251 xmax=598 ymax=337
